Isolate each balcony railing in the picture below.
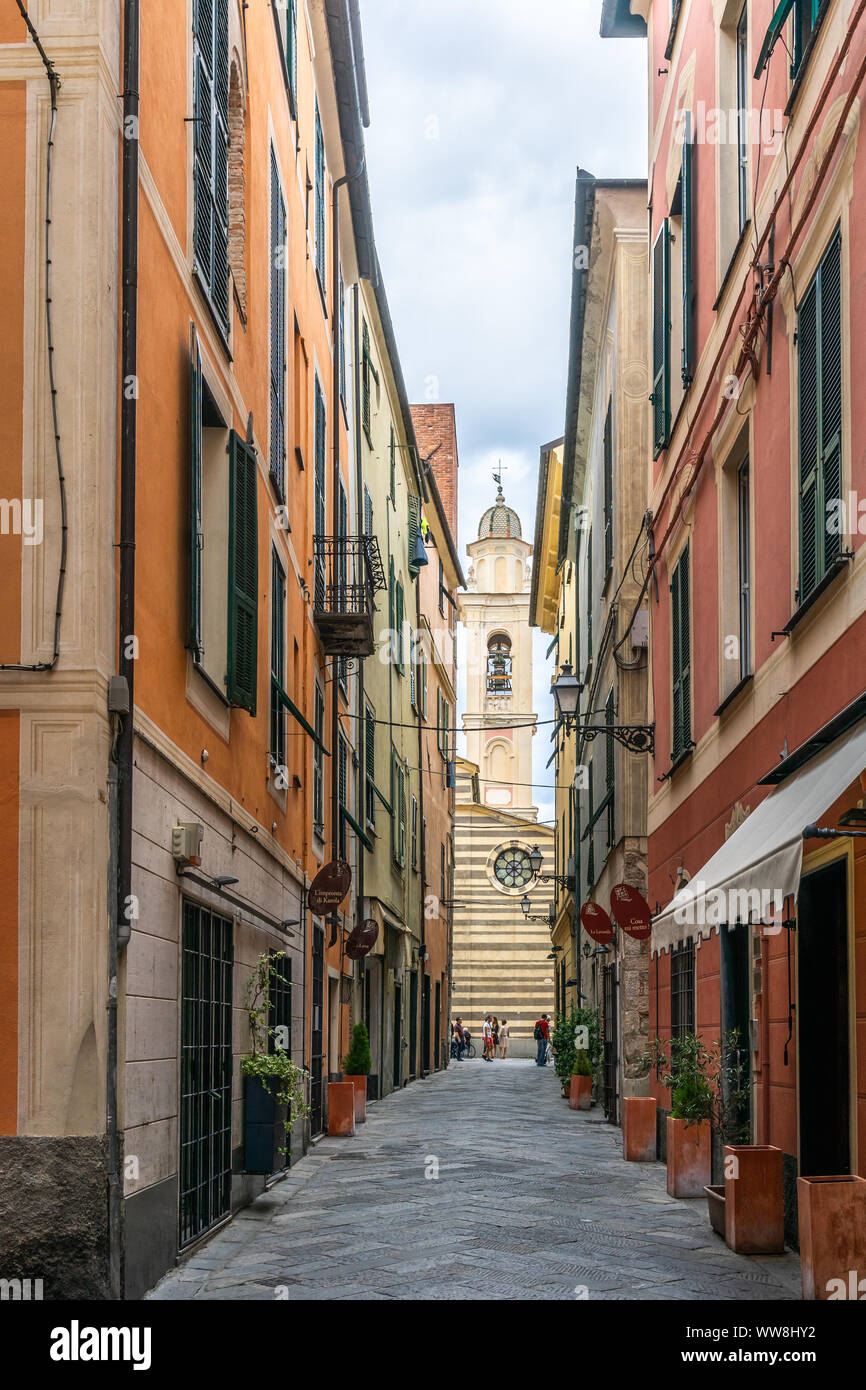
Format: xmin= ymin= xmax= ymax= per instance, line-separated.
xmin=312 ymin=534 xmax=386 ymax=657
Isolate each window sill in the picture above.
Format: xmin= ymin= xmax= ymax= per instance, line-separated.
xmin=783 ymin=554 xmax=852 ymax=636
xmin=713 ymin=219 xmax=752 ymax=311
xmin=659 ymin=743 xmax=695 ymax=783
xmin=714 ymin=672 xmax=753 ymax=719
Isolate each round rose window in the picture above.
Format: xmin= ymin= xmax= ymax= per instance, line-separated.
xmin=493 ymin=847 xmax=533 ymax=889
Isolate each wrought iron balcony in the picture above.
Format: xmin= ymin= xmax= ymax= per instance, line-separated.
xmin=312 ymin=534 xmax=386 ymax=657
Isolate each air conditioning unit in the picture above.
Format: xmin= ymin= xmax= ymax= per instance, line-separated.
xmin=171 ymin=822 xmax=204 ymax=866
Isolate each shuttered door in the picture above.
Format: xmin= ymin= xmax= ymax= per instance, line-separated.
xmin=227 ymin=432 xmax=258 ymax=714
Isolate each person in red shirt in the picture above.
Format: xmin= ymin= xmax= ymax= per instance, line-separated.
xmin=534 ymin=1014 xmax=550 ymax=1067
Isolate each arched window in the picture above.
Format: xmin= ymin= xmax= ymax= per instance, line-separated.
xmin=486 ymin=633 xmax=512 ymax=692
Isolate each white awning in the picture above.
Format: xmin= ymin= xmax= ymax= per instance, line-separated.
xmin=652 ymin=718 xmax=866 ymax=955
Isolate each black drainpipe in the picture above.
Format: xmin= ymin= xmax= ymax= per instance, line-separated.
xmin=109 ymin=0 xmax=140 ymax=1298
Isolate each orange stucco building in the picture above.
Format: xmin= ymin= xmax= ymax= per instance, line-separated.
xmin=0 ymin=0 xmax=454 ymax=1300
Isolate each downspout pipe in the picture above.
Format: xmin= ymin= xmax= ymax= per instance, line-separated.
xmin=416 ymin=583 xmax=427 ymax=1077
xmin=107 ymin=0 xmax=140 ymax=1303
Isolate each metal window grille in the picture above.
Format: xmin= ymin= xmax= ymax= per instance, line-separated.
xmin=670 ymin=940 xmax=696 ymax=1038
xmin=179 ymin=901 xmax=233 ymax=1247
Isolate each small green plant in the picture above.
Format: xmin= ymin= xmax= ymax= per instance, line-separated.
xmin=572 ymin=1048 xmax=592 ymax=1077
xmin=342 ymin=1020 xmax=372 ymax=1076
xmin=643 ymin=1032 xmax=718 ymax=1128
xmin=551 ymin=1005 xmax=601 ymax=1082
xmin=241 ymin=951 xmax=309 ymax=1154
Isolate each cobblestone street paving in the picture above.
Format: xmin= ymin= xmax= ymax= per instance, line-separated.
xmin=149 ymin=1060 xmax=802 ymax=1301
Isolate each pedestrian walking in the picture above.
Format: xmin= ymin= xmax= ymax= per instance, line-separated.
xmin=492 ymin=1016 xmax=500 ymax=1058
xmin=498 ymin=1019 xmax=509 ymax=1059
xmin=481 ymin=1015 xmax=493 ymax=1061
xmin=534 ymin=1013 xmax=550 ymax=1066
xmin=451 ymin=1017 xmax=466 ymax=1060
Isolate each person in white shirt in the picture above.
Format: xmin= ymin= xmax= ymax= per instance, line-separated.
xmin=497 ymin=1019 xmax=509 ymax=1059
xmin=481 ymin=1015 xmax=493 ymax=1061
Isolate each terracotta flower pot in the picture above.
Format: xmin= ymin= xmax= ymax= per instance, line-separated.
xmin=343 ymin=1074 xmax=367 ymax=1124
xmin=798 ymin=1174 xmax=866 ymax=1301
xmin=569 ymin=1074 xmax=592 ymax=1111
xmin=666 ymin=1115 xmax=711 ymax=1198
xmin=327 ymin=1081 xmax=355 ymax=1137
xmin=724 ymin=1145 xmax=784 ymax=1254
xmin=704 ymin=1184 xmax=726 ymax=1237
xmin=622 ymin=1096 xmax=657 ymax=1161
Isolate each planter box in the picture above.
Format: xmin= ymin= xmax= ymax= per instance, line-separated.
xmin=243 ymin=1075 xmax=288 ymax=1175
xmin=343 ymin=1074 xmax=367 ymax=1124
xmin=622 ymin=1097 xmax=657 ymax=1161
xmin=569 ymin=1074 xmax=592 ymax=1111
xmin=724 ymin=1145 xmax=784 ymax=1254
xmin=327 ymin=1081 xmax=355 ymax=1137
xmin=705 ymin=1184 xmax=726 ymax=1237
xmin=666 ymin=1116 xmax=711 ymax=1198
xmin=798 ymin=1174 xmax=866 ymax=1300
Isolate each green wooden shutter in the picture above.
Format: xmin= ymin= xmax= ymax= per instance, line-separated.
xmin=388 ymin=555 xmax=395 ymax=648
xmin=409 ymin=628 xmax=417 ymax=709
xmin=227 ymin=431 xmax=258 ymax=714
xmin=652 ymin=220 xmax=671 ymax=455
xmin=365 ymin=710 xmax=375 ymax=827
xmin=269 ymin=149 xmax=287 ymax=497
xmin=192 ymin=0 xmax=229 ymax=332
xmin=798 ymin=277 xmax=820 ymax=599
xmin=820 ymin=229 xmax=842 ymax=577
xmin=188 ymin=326 xmax=203 ymax=659
xmin=421 ymin=645 xmax=428 ymax=717
xmin=313 ymin=382 xmax=326 ymax=606
xmin=395 ymin=580 xmax=405 ymax=673
xmin=399 ymin=765 xmax=406 ymax=866
xmin=671 ymin=546 xmax=691 ymax=760
xmin=603 ymin=401 xmax=613 ymax=574
xmin=681 ymin=111 xmax=695 ymax=388
xmin=314 ymin=102 xmax=326 ymax=291
xmin=389 ymin=425 xmax=396 ymax=501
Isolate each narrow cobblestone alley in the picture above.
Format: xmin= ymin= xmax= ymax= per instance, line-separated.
xmin=149 ymin=1061 xmax=801 ymax=1302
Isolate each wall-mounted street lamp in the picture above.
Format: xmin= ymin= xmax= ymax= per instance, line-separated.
xmin=521 ymin=894 xmax=555 ymax=926
xmin=582 ymin=939 xmax=610 ymax=959
xmin=551 ymin=662 xmax=655 ymax=754
xmin=528 ymin=846 xmax=574 ymax=891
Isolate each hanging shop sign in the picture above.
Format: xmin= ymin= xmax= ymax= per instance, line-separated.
xmin=609 ymin=882 xmax=652 ymax=940
xmin=308 ymin=860 xmax=352 ymax=916
xmin=346 ymin=919 xmax=380 ymax=961
xmin=580 ymin=900 xmax=614 ymax=945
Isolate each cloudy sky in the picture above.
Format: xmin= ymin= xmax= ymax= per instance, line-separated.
xmin=360 ymin=0 xmax=647 ymax=822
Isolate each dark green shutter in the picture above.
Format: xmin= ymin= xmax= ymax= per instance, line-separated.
xmin=671 ymin=546 xmax=691 ymax=760
xmin=227 ymin=431 xmax=258 ymax=714
xmin=820 ymin=230 xmax=842 ymax=576
xmin=389 ymin=425 xmax=396 ymax=500
xmin=652 ymin=220 xmax=671 ymax=455
xmin=365 ymin=711 xmax=376 ymax=827
xmin=798 ymin=278 xmax=820 ymax=599
xmin=314 ymin=382 xmax=326 ymax=606
xmin=798 ymin=228 xmax=842 ymax=600
xmin=681 ymin=111 xmax=695 ymax=387
xmin=192 ymin=0 xmax=229 ymax=332
xmin=603 ymin=401 xmax=613 ymax=573
xmin=269 ymin=150 xmax=287 ymax=497
xmin=395 ymin=581 xmax=405 ymax=672
xmin=314 ymin=103 xmax=326 ymax=291
xmin=388 ymin=555 xmax=395 ymax=643
xmin=188 ymin=328 xmax=203 ymax=659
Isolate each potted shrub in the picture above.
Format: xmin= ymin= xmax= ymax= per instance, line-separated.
xmin=342 ymin=1020 xmax=372 ymax=1124
xmin=241 ymin=952 xmax=309 ymax=1172
xmin=569 ymin=1048 xmax=593 ymax=1111
xmin=716 ymin=1029 xmax=783 ymax=1254
xmin=646 ymin=1034 xmax=714 ymax=1198
xmin=552 ymin=1005 xmax=601 ymax=1099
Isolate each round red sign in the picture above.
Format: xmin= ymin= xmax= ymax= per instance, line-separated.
xmin=609 ymin=882 xmax=652 ymax=940
xmin=346 ymin=919 xmax=379 ymax=961
xmin=308 ymin=859 xmax=352 ymax=916
xmin=580 ymin=900 xmax=614 ymax=945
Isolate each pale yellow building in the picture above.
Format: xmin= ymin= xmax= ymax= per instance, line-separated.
xmin=452 ymin=487 xmax=554 ymax=1052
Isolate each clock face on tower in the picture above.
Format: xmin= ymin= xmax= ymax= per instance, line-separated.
xmin=492 ymin=846 xmax=533 ymax=890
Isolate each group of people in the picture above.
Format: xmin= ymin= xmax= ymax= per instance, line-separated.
xmin=480 ymin=1015 xmax=509 ymax=1061
xmin=450 ymin=1015 xmax=510 ymax=1060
